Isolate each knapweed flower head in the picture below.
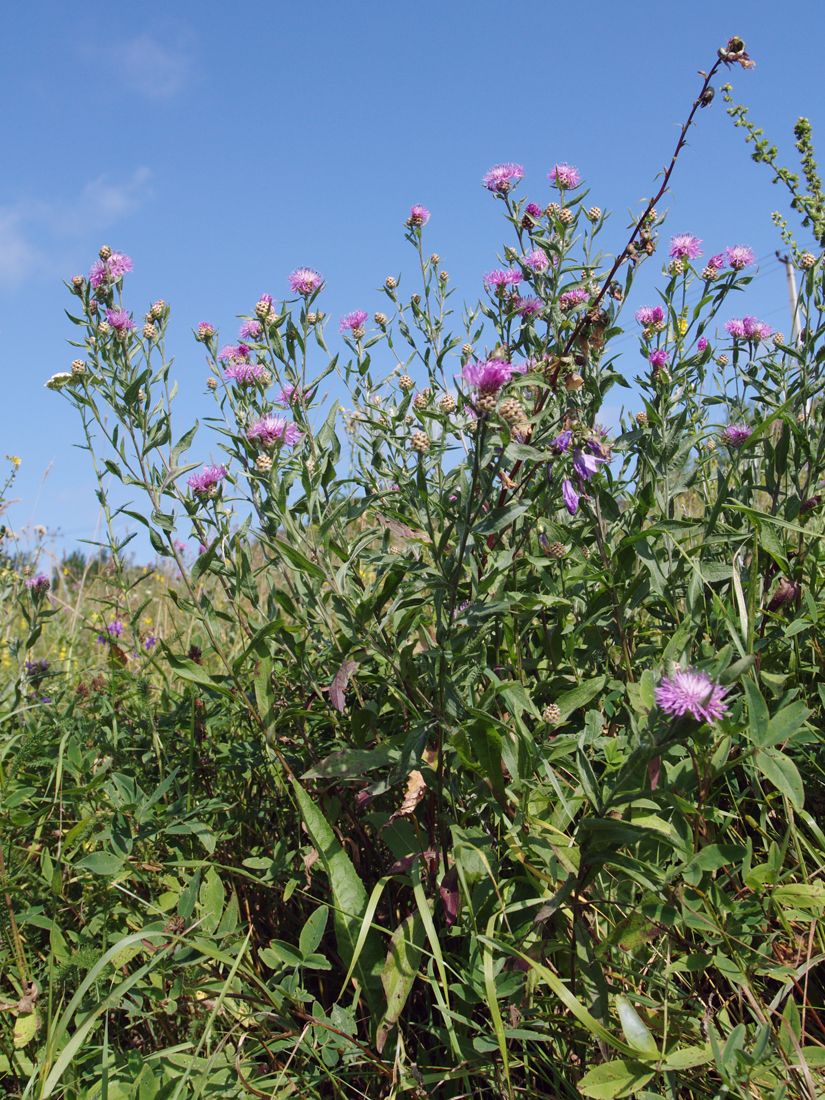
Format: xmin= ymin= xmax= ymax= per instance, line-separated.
xmin=188 ymin=464 xmax=228 ymax=499
xmin=105 ymin=308 xmax=135 ymax=333
xmin=196 ymin=321 xmax=216 ymax=342
xmin=525 ymin=202 xmax=543 ymax=219
xmin=276 ymin=384 xmax=299 ymax=404
xmin=89 ymin=251 xmax=133 ymax=288
xmin=340 ymin=310 xmax=368 ymax=335
xmin=224 ymin=362 xmax=269 ymax=386
xmin=218 ymin=343 xmax=251 ymax=363
xmin=482 ymin=162 xmax=524 ymax=193
xmin=25 ymin=573 xmax=50 ymax=593
xmin=649 ymin=348 xmax=670 ymax=369
xmin=407 ymin=204 xmax=430 ymax=227
xmin=523 ymin=248 xmax=550 ymax=272
xmin=514 ymin=296 xmax=543 ymax=318
xmin=561 ymin=478 xmax=580 ymax=515
xmin=483 ymin=268 xmax=521 ymax=290
xmin=462 ymin=358 xmax=525 ymax=395
xmin=655 ymin=667 xmax=728 ymax=723
xmin=725 ymin=245 xmax=756 ymax=270
xmin=289 ymin=268 xmax=324 ymax=296
xmin=698 ymin=336 xmax=709 ymax=352
xmin=559 ymin=287 xmax=589 ymax=312
xmin=247 ymin=415 xmax=304 ymax=449
xmin=549 ymin=162 xmax=581 ymax=189
xmin=635 ymin=305 xmax=665 ymax=327
xmin=239 ymin=319 xmax=263 ymax=340
xmin=720 ymin=423 xmax=752 ymax=448
xmin=726 ymin=316 xmax=772 ymax=341
xmin=669 ymin=234 xmax=703 ymax=261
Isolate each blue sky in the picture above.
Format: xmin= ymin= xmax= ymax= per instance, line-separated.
xmin=2 ymin=0 xmax=823 ymax=558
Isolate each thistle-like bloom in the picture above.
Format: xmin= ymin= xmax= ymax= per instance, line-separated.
xmin=196 ymin=321 xmax=216 ymax=341
xmin=549 ymin=163 xmax=581 ymax=189
xmin=224 ymin=362 xmax=268 ymax=385
xmin=523 ymin=248 xmax=550 ymax=272
xmin=25 ymin=658 xmax=50 ymax=678
xmin=289 ymin=268 xmax=324 ymax=295
xmin=106 ymin=307 xmax=135 ymax=333
xmin=561 ymin=478 xmax=580 ymax=515
xmin=25 ymin=574 xmax=50 ymax=593
xmin=218 ymin=343 xmax=250 ymax=363
xmin=247 ymin=415 xmax=303 ymax=448
xmin=482 ymin=163 xmax=524 ymax=193
xmin=89 ymin=252 xmax=133 ymax=288
xmin=514 ymin=296 xmax=543 ymax=317
xmin=669 ymin=234 xmax=703 ymax=261
xmin=559 ymin=287 xmax=588 ymax=311
xmin=707 ymin=253 xmax=726 ymax=271
xmin=726 ymin=316 xmax=772 ymax=341
xmin=698 ymin=336 xmax=709 ymax=352
xmin=408 ymin=204 xmax=430 ymax=227
xmin=239 ymin=319 xmax=263 ymax=340
xmin=635 ymin=305 xmax=665 ymax=327
xmin=276 ymin=384 xmax=298 ymax=404
xmin=525 ymin=202 xmax=543 ymax=219
xmin=655 ymin=667 xmax=728 ymax=722
xmin=649 ymin=348 xmax=669 ymax=369
xmin=462 ymin=358 xmax=523 ymax=394
xmin=483 ymin=268 xmax=521 ymax=290
xmin=573 ymin=448 xmax=606 ymax=481
xmin=188 ymin=464 xmax=228 ymax=498
xmin=340 ymin=310 xmax=368 ymax=334
xmin=720 ymin=423 xmax=752 ymax=448
xmin=725 ymin=245 xmax=756 ymax=270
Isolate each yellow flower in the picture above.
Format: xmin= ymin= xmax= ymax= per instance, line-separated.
xmin=678 ymin=316 xmax=688 ymax=336
xmin=7 ymin=455 xmax=21 ymax=467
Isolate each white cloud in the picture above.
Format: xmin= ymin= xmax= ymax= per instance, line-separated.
xmin=0 ymin=168 xmax=152 ymax=288
xmin=110 ymin=34 xmax=193 ymax=101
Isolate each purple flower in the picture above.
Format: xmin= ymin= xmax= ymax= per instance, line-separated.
xmin=187 ymin=464 xmax=228 ymax=498
xmin=726 ymin=316 xmax=772 ymax=341
xmin=635 ymin=305 xmax=665 ymax=327
xmin=143 ymin=635 xmax=158 ymax=651
xmin=725 ymin=245 xmax=756 ymax=270
xmin=523 ymin=248 xmax=550 ymax=272
xmin=551 ymin=429 xmax=573 ymax=453
xmin=173 ymin=539 xmax=187 ymax=554
xmin=218 ymin=343 xmax=250 ymax=363
xmin=276 ymin=384 xmax=298 ymax=404
xmin=88 ymin=252 xmax=133 ymax=288
xmin=106 ymin=619 xmax=124 ymax=638
xmin=559 ymin=287 xmax=588 ymax=312
xmin=655 ymin=667 xmax=728 ymax=723
xmin=239 ymin=319 xmax=263 ymax=340
xmin=196 ymin=321 xmax=216 ymax=342
xmin=247 ymin=415 xmax=304 ymax=448
xmin=707 ymin=252 xmax=726 ymax=271
xmin=340 ymin=310 xmax=368 ymax=335
xmin=669 ymin=234 xmax=703 ymax=261
xmin=483 ymin=268 xmax=521 ymax=290
xmin=25 ymin=658 xmax=49 ymax=679
xmin=289 ymin=268 xmax=324 ymax=296
xmin=514 ymin=296 xmax=543 ymax=317
xmin=482 ymin=163 xmax=525 ymax=193
xmin=561 ymin=478 xmax=580 ymax=515
xmin=572 ymin=448 xmax=605 ymax=481
xmin=525 ymin=202 xmax=543 ymax=219
xmin=697 ymin=336 xmax=709 ymax=352
xmin=224 ymin=362 xmax=268 ymax=385
xmin=198 ymin=541 xmax=209 ymax=555
xmin=720 ymin=423 xmax=752 ymax=448
xmin=649 ymin=349 xmax=669 ymax=369
xmin=549 ymin=163 xmax=581 ymax=189
xmin=105 ymin=308 xmax=135 ymax=333
xmin=25 ymin=574 xmax=50 ymax=593
xmin=408 ymin=204 xmax=430 ymax=227
xmin=462 ymin=358 xmax=521 ymax=395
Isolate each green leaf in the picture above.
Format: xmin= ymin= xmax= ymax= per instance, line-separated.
xmin=299 ymin=905 xmax=329 ymax=957
xmin=555 ymin=676 xmax=607 ymax=721
xmin=467 ymin=721 xmax=507 ymax=803
xmin=259 ymin=939 xmax=303 ymax=969
xmin=303 ymin=746 xmax=397 ymax=780
xmin=76 ymin=852 xmax=125 ymax=876
xmin=198 ymin=868 xmax=224 ymax=935
xmin=615 ymin=996 xmax=658 ymax=1057
xmin=754 ymin=749 xmax=804 ymax=810
xmin=13 ymin=1012 xmax=39 ymax=1049
xmin=577 ymin=1059 xmax=654 ymax=1098
xmin=376 ymin=911 xmax=425 ymax=1053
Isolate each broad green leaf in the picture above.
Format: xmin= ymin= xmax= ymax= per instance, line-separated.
xmin=577 ymin=1058 xmax=654 ymax=1098
xmin=299 ymin=905 xmax=329 ymax=957
xmin=555 ymin=676 xmax=607 ymax=721
xmin=376 ymin=910 xmax=425 ymax=1052
xmin=615 ymin=996 xmax=658 ymax=1057
xmin=754 ymin=749 xmax=804 ymax=810
xmin=76 ymin=852 xmax=125 ymax=876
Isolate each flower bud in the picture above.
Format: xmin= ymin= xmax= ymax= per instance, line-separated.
xmin=439 ymin=270 xmax=449 ymax=282
xmin=767 ymin=577 xmax=799 ymax=612
xmin=548 ymin=541 xmax=567 ymax=560
xmin=558 ymin=208 xmax=574 ymax=226
xmin=150 ymin=299 xmax=167 ymax=320
xmin=207 ymin=377 xmax=218 ymax=390
xmin=256 ymin=453 xmax=273 ymax=473
xmin=88 ymin=300 xmax=98 ymax=316
xmin=799 ymin=251 xmax=817 ymax=270
xmin=374 ymin=311 xmax=388 ymax=326
xmin=413 ymin=389 xmax=431 ymax=410
xmin=716 ymin=354 xmax=729 ymax=367
xmin=411 ymin=430 xmax=430 ymax=453
xmin=385 ymin=276 xmax=397 ymax=290
xmin=143 ymin=322 xmax=158 ymax=340
xmin=398 ymin=374 xmax=414 ymax=392
xmin=430 ymin=252 xmax=440 ymax=264
xmin=439 ymin=393 xmax=457 ymax=414
xmin=800 ymin=495 xmax=820 ymax=514
xmin=635 ymin=411 xmax=648 ymax=427
xmin=71 ymin=274 xmax=85 ymax=292
xmin=307 ymin=312 xmax=318 ymax=325
xmin=98 ymin=245 xmax=112 ymax=261
xmin=542 ymin=703 xmax=561 ymax=724
xmin=499 ymin=397 xmax=525 ymax=424
xmin=587 ymin=206 xmax=602 ymax=221
xmin=461 ymin=343 xmax=473 ymax=358
xmin=98 ymin=321 xmax=110 ymax=336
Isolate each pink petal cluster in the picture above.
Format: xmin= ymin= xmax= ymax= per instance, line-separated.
xmin=484 ymin=268 xmax=521 ymax=290
xmin=649 ymin=349 xmax=669 ymax=369
xmin=224 ymin=362 xmax=268 ymax=385
xmin=25 ymin=574 xmax=50 ymax=593
xmin=188 ymin=465 xmax=228 ymax=498
xmin=523 ymin=248 xmax=550 ymax=272
xmin=89 ymin=252 xmax=133 ymax=288
xmin=408 ymin=204 xmax=430 ymax=227
xmin=482 ymin=163 xmax=524 ymax=193
xmin=525 ymin=202 xmax=543 ymax=219
xmin=514 ymin=296 xmax=543 ymax=317
xmin=725 ymin=245 xmax=756 ymax=270
xmin=339 ymin=310 xmax=368 ymax=334
xmin=247 ymin=415 xmax=304 ymax=448
xmin=669 ymin=234 xmax=703 ymax=261
xmin=635 ymin=305 xmax=665 ymax=327
xmin=276 ymin=384 xmax=300 ymax=404
xmin=698 ymin=336 xmax=709 ymax=352
xmin=105 ymin=307 xmax=135 ymax=332
xmin=462 ymin=358 xmax=525 ymax=395
xmin=725 ymin=316 xmax=772 ymax=341
xmin=196 ymin=321 xmax=216 ymax=341
xmin=239 ymin=319 xmax=263 ymax=340
xmin=655 ymin=667 xmax=728 ymax=722
xmin=549 ymin=163 xmax=581 ymax=189
xmin=720 ymin=423 xmax=753 ymax=448
xmin=289 ymin=268 xmax=324 ymax=296
xmin=218 ymin=343 xmax=251 ymax=363
xmin=559 ymin=287 xmax=588 ymax=312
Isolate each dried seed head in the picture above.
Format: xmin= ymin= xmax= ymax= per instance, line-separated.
xmin=411 ymin=430 xmax=430 ymax=453
xmin=565 ymin=372 xmax=584 ymax=392
xmin=498 ymin=470 xmax=516 ymax=489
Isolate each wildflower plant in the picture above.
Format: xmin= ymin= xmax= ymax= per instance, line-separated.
xmin=2 ymin=34 xmax=825 ymax=1100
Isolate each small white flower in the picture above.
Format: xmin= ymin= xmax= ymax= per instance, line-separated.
xmin=45 ymin=372 xmax=73 ymax=390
